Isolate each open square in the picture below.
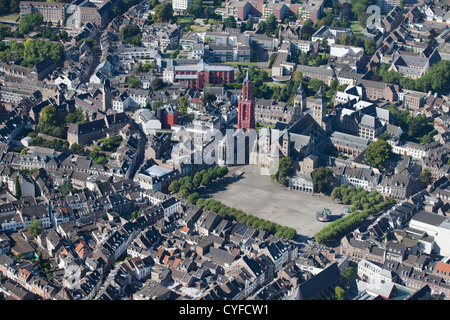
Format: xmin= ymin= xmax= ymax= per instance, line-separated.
xmin=199 ymin=165 xmax=349 ymax=240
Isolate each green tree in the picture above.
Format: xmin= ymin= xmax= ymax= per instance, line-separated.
xmin=70 ymin=143 xmax=85 ymax=155
xmin=127 ymin=77 xmax=143 ymax=88
xmin=365 ymin=139 xmax=392 ymax=169
xmin=179 ymin=186 xmax=191 ymax=199
xmin=193 ymin=171 xmax=204 ymax=189
xmin=223 ymin=16 xmax=237 ymax=29
xmin=179 ymin=96 xmax=188 ymax=116
xmin=269 ymin=52 xmax=278 ymax=68
xmin=39 ymin=105 xmax=58 ymax=127
xmin=217 ymin=166 xmax=228 ymax=178
xmin=65 ymin=107 xmax=85 ymax=124
xmin=120 ymin=24 xmax=142 ymax=46
xmin=335 ymin=286 xmax=346 ymax=300
xmin=154 ymin=3 xmax=173 ymax=23
xmin=201 ymin=173 xmax=212 ymax=187
xmin=19 ymin=12 xmax=43 ymax=35
xmin=57 ymin=179 xmax=73 ymax=197
xmin=151 ymin=78 xmax=165 ymax=91
xmin=419 ymin=168 xmax=433 ymax=185
xmin=270 ymin=156 xmax=294 ymax=185
xmin=186 ymin=0 xmax=203 ymax=16
xmin=364 ymin=38 xmax=376 ymax=56
xmin=343 ymin=266 xmax=354 ymax=288
xmin=152 ymin=100 xmax=164 ymax=113
xmin=311 ymin=166 xmax=333 ymax=194
xmin=170 ymin=46 xmax=181 ymax=59
xmin=245 ymin=18 xmax=253 ymax=31
xmin=99 ymin=136 xmax=123 ymax=152
xmin=202 ymin=92 xmax=217 ymax=105
xmin=15 ymin=175 xmax=21 ymax=198
xmin=131 ymin=208 xmax=143 ymax=220
xmin=24 ymin=39 xmax=64 ymax=66
xmin=27 ymin=217 xmax=42 ymax=237
xmin=264 ymin=14 xmax=278 ymax=36
xmin=168 ymin=180 xmax=181 ymax=193
xmin=187 ymin=192 xmax=200 ymax=204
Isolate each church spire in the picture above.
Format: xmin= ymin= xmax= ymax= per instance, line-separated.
xmin=297 ymin=82 xmax=304 ymax=95
xmin=244 ymin=68 xmax=250 ymax=83
xmin=317 ymin=85 xmax=324 ymax=99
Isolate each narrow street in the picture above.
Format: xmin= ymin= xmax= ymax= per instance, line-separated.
xmin=127 ymin=121 xmax=147 ymax=180
xmin=76 ymin=27 xmax=103 ymax=88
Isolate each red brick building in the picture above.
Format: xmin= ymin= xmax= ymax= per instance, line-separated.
xmin=161 ymin=104 xmax=179 ymax=129
xmin=167 ymin=59 xmax=235 ymax=89
xmin=238 ymin=70 xmax=255 ymax=130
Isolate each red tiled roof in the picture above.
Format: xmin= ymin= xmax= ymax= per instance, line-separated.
xmin=18 ymin=268 xmax=31 ymax=280
xmin=434 ymin=261 xmax=450 ymax=276
xmin=181 ymin=226 xmax=189 ymax=233
xmin=171 ymin=258 xmax=181 ymax=269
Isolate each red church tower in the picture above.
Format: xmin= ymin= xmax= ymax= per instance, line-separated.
xmin=238 ymin=70 xmax=255 ymax=130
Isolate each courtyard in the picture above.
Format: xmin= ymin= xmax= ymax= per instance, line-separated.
xmin=199 ymin=165 xmax=349 ymax=241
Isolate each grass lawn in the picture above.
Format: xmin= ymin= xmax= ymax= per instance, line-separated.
xmin=176 ymin=16 xmax=194 ymax=24
xmin=190 ymin=24 xmax=210 ymax=32
xmin=349 ymin=21 xmax=363 ymax=32
xmin=221 ymin=61 xmax=260 ymax=68
xmin=0 ymin=13 xmax=19 ymax=21
xmin=256 ymin=122 xmax=275 ymax=129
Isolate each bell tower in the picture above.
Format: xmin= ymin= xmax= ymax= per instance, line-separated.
xmin=312 ymin=85 xmax=326 ymax=126
xmin=293 ymin=82 xmax=306 ymax=122
xmin=238 ymin=69 xmax=255 ymax=130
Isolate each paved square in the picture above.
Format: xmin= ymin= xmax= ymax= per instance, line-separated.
xmin=200 ymin=165 xmax=348 ymax=239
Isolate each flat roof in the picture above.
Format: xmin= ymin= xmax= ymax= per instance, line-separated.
xmin=411 ymin=210 xmax=446 ymax=227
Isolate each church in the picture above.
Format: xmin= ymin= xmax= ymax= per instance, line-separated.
xmin=250 ymin=81 xmax=331 ymax=167
xmin=218 ymin=71 xmax=331 ymax=168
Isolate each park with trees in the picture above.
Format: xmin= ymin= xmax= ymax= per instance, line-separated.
xmin=371 ymin=60 xmax=450 ymax=95
xmin=383 ymin=105 xmax=437 ymax=145
xmin=26 ymin=103 xmax=90 ymax=152
xmin=314 ymin=184 xmax=396 ymax=244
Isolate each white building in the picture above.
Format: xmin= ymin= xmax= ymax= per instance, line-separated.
xmin=291 ymin=40 xmax=312 ymax=53
xmin=8 ymin=173 xmax=35 ymax=198
xmin=127 ymin=88 xmax=149 ymax=108
xmin=312 ymin=26 xmax=351 ymax=45
xmin=113 ymin=91 xmax=140 ymax=113
xmin=172 ymin=0 xmax=192 ymax=13
xmin=409 ymin=210 xmax=450 ymax=256
xmin=135 ymin=108 xmax=161 ymax=135
xmin=288 ymin=171 xmax=314 ymax=193
xmin=54 ymin=73 xmax=80 ymax=91
xmin=357 ymin=258 xmax=395 ymax=284
xmin=333 ymin=165 xmax=380 ymax=192
xmin=1 ymin=205 xmax=51 ymax=233
xmin=160 ymin=197 xmax=181 ymax=218
xmin=389 ymin=141 xmax=440 ymax=160
xmin=330 ymin=45 xmax=364 ymax=58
